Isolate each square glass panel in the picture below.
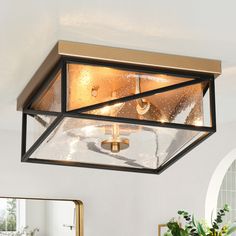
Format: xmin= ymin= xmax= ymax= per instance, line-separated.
xmin=30 ymin=70 xmax=61 ymax=112
xmin=25 ymin=114 xmax=57 ymax=152
xmin=28 ymin=117 xmax=207 ymax=170
xmin=84 ymin=82 xmax=206 ymax=126
xmin=67 ymin=63 xmax=193 ymax=111
xmin=202 ymin=81 xmax=212 ymax=127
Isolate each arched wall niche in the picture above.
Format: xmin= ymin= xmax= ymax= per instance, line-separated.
xmin=205 ymin=148 xmax=236 ymax=222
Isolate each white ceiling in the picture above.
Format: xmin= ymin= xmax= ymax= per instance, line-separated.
xmin=1 ymin=0 xmax=236 ymax=131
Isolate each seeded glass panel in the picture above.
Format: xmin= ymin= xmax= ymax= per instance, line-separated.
xmin=84 ymin=82 xmax=205 ymax=126
xmin=30 ymin=70 xmax=61 ymax=112
xmin=162 ymin=131 xmax=209 ymax=165
xmin=67 ymin=63 xmax=193 ymax=111
xmin=26 ymin=114 xmax=57 ymax=151
xmin=29 ymin=117 xmax=205 ymax=169
xmin=202 ymin=81 xmax=212 ymax=127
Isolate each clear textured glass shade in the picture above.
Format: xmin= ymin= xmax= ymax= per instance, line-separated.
xmin=84 ymin=82 xmax=205 ymax=126
xmin=31 ymin=70 xmax=61 ymax=112
xmin=30 ymin=64 xmax=207 ymax=125
xmin=66 ymin=64 xmax=193 ymax=111
xmin=24 ymin=61 xmax=215 ymax=173
xmin=27 ymin=117 xmax=208 ymax=169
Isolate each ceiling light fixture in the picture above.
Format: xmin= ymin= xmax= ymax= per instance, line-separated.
xmin=17 ymin=41 xmax=221 ymax=174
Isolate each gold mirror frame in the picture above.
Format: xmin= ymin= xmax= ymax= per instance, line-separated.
xmin=0 ymin=196 xmax=84 ymax=236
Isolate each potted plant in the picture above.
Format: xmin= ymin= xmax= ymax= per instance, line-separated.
xmin=165 ymin=205 xmax=236 ymax=236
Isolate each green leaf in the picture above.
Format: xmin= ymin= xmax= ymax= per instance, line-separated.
xmin=226 ymin=225 xmax=236 ymax=235
xmin=197 ymin=222 xmax=207 ymax=236
xmin=192 ymin=215 xmax=196 ymax=227
xmin=167 ymin=221 xmax=182 ymax=236
xmin=164 ymin=232 xmax=173 ymax=236
xmin=224 ymin=204 xmax=230 ymax=212
xmin=180 ymin=229 xmax=188 ymax=236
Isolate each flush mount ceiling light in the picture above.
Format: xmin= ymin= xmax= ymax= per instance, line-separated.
xmin=17 ymin=41 xmax=221 ymax=174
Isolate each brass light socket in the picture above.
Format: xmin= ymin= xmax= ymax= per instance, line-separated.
xmin=101 ymin=138 xmax=129 ymax=153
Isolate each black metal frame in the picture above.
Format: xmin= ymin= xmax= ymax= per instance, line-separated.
xmin=21 ymin=56 xmax=216 ymax=174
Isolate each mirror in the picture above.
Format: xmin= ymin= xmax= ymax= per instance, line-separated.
xmin=0 ymin=197 xmax=83 ymax=236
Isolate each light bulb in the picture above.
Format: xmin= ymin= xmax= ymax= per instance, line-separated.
xmin=100 ymin=106 xmax=111 ymax=114
xmin=136 ymin=100 xmax=150 ymax=115
xmin=160 ymin=118 xmax=167 ymax=123
xmin=135 ymin=76 xmax=150 ymax=115
xmin=193 ymin=119 xmax=203 ymax=126
xmin=101 ymin=123 xmax=129 ymax=153
xmin=99 ymin=102 xmax=124 ymax=115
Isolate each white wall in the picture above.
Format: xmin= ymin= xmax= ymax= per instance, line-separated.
xmin=0 ymin=109 xmax=235 ymax=236
xmin=45 ymin=201 xmax=75 ymax=236
xmin=25 ymin=200 xmax=46 ymax=236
